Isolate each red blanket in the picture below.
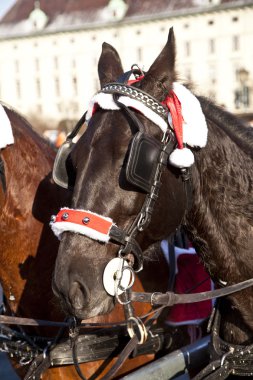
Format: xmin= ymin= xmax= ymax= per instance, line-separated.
xmin=161 ymin=242 xmax=214 ymax=326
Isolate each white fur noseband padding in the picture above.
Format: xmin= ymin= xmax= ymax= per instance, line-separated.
xmin=0 ymin=104 xmax=14 ymax=149
xmin=172 ymin=83 xmax=208 ymax=148
xmin=86 ymin=92 xmax=168 ymax=133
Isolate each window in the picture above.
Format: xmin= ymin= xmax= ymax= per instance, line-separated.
xmin=185 ymin=68 xmax=191 ymax=81
xmin=209 ymin=39 xmax=215 ymax=54
xmin=185 ymin=41 xmax=191 ymax=57
xmin=55 ymin=78 xmax=60 ymax=97
xmin=36 ymin=78 xmax=41 ymax=98
xmin=232 ymin=35 xmax=239 ymax=51
xmin=16 ymin=80 xmax=21 ymax=99
xmin=54 ymin=57 xmax=58 ymax=70
xmin=15 ymin=60 xmax=19 ymax=73
xmin=72 ymin=77 xmax=78 ymax=96
xmin=137 ymin=47 xmax=142 ymax=62
xmin=209 ymin=65 xmax=216 ymax=85
xmin=35 ymin=58 xmax=39 ymax=71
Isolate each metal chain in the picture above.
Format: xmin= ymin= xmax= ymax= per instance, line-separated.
xmin=102 ymin=83 xmax=168 ymax=118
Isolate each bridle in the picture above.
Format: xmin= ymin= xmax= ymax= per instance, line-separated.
xmin=51 ymin=68 xmax=190 ymax=271
xmin=50 ymin=69 xmax=253 ymax=380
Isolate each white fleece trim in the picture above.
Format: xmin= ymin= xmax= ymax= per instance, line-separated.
xmin=50 ymin=207 xmax=114 ymax=242
xmin=172 ymin=83 xmax=208 ymax=148
xmin=86 ymin=92 xmax=168 ymax=133
xmin=169 ymin=147 xmax=195 ymax=168
xmin=0 ymin=104 xmax=14 ymax=149
xmin=51 ymin=221 xmax=112 ymax=242
xmin=85 ymin=83 xmax=208 ymax=169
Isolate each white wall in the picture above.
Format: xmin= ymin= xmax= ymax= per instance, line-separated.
xmin=0 ymin=5 xmax=252 ymax=127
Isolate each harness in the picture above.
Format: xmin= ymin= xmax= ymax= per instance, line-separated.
xmin=50 ymin=68 xmax=253 ymax=379
xmin=51 ymin=69 xmax=190 ymax=273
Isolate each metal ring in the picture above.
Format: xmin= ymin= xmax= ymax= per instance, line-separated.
xmin=127 ymin=316 xmax=148 ymax=344
xmin=118 ymin=266 xmax=135 ymax=292
xmin=19 ymin=356 xmax=33 ymax=366
xmin=116 ymin=292 xmax=132 ymax=305
xmin=150 ymin=292 xmax=162 ymax=306
xmin=221 ymin=347 xmax=234 ymax=366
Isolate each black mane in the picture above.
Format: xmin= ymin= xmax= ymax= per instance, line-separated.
xmin=199 ymin=96 xmax=253 ymax=159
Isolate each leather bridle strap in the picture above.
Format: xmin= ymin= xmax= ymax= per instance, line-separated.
xmin=98 ymin=307 xmax=163 ymax=380
xmin=0 ymin=314 xmax=68 ymax=327
xmin=131 ymin=277 xmax=253 ymax=305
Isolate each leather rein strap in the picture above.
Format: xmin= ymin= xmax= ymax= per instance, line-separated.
xmin=1 ymin=277 xmax=253 ymax=328
xmin=131 ymin=277 xmax=253 ymax=306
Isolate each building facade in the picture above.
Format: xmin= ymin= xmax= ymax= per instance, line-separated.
xmin=0 ymin=0 xmax=252 ymax=128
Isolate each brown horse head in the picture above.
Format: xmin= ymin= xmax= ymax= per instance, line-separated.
xmin=52 ymin=29 xmax=187 ymax=319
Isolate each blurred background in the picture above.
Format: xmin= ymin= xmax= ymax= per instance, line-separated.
xmin=0 ymin=1 xmax=252 ymax=378
xmin=0 ymin=0 xmax=252 ymax=146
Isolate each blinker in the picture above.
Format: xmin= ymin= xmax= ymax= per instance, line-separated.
xmin=126 ymin=132 xmax=162 ymax=193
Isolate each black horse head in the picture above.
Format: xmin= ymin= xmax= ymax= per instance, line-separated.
xmin=52 ymin=28 xmax=188 ymax=319
xmin=52 ymin=27 xmax=253 ymax=352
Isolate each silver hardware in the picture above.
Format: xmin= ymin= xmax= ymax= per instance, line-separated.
xmin=102 ymin=84 xmax=168 ymax=118
xmin=50 ymin=215 xmax=56 ymax=223
xmin=118 ymin=266 xmax=135 ymax=292
xmin=127 ymin=316 xmax=148 ymax=344
xmin=19 ymin=356 xmax=33 ymax=366
xmin=82 ymin=217 xmax=90 ymax=224
xmin=221 ymin=347 xmax=234 ymax=366
xmin=61 ymin=212 xmax=69 ymax=220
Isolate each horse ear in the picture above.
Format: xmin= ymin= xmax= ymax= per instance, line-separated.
xmin=141 ymin=27 xmax=176 ymax=100
xmin=98 ymin=42 xmax=124 ymax=88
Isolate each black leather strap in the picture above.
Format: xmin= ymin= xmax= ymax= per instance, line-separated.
xmin=131 ymin=277 xmax=253 ymax=306
xmin=168 ymin=238 xmax=176 ymax=291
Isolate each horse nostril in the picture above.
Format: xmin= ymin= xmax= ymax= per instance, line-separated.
xmin=69 ymin=281 xmax=89 ymax=310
